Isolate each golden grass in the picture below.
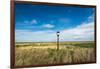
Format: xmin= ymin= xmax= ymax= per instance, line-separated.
xmin=15 ymin=42 xmax=95 ymax=66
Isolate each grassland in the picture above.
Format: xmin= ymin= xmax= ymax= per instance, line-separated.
xmin=15 ymin=41 xmax=95 ymax=66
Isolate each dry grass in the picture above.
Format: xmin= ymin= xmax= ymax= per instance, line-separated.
xmin=15 ymin=42 xmax=95 ymax=66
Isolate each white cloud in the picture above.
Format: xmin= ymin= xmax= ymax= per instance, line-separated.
xmin=42 ymin=24 xmax=54 ymax=28
xmin=60 ymin=22 xmax=94 ymax=41
xmin=87 ymin=14 xmax=94 ymax=22
xmin=23 ymin=19 xmax=37 ymax=24
xmin=15 ymin=22 xmax=94 ymax=42
xmin=15 ymin=15 xmax=94 ymax=42
xmin=15 ymin=30 xmax=56 ymax=42
xmin=30 ymin=19 xmax=37 ymax=24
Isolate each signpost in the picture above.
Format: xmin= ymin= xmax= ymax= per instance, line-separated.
xmin=56 ymin=31 xmax=60 ymax=51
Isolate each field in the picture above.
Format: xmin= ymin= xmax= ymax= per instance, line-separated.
xmin=15 ymin=41 xmax=96 ymax=67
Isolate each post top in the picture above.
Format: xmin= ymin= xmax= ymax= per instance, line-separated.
xmin=57 ymin=31 xmax=60 ymax=33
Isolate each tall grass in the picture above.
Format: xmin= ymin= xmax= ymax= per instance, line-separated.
xmin=15 ymin=43 xmax=95 ymax=66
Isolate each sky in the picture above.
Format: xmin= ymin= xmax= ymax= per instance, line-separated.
xmin=15 ymin=3 xmax=95 ymax=42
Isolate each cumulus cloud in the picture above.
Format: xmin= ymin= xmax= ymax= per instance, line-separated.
xmin=24 ymin=19 xmax=37 ymax=24
xmin=42 ymin=24 xmax=54 ymax=28
xmin=30 ymin=19 xmax=37 ymax=24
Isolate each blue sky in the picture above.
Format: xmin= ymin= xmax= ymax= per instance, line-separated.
xmin=15 ymin=3 xmax=95 ymax=42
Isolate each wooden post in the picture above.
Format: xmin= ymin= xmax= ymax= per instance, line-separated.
xmin=57 ymin=35 xmax=59 ymax=51
xmin=57 ymin=31 xmax=60 ymax=51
